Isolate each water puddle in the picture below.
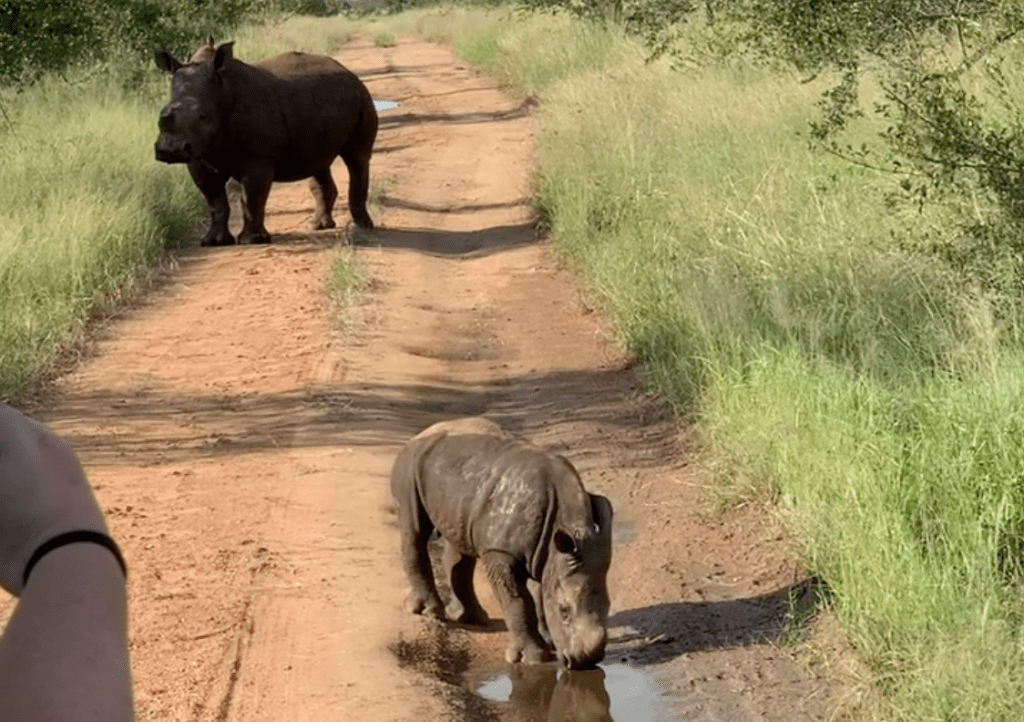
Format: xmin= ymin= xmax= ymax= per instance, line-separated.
xmin=374 ymin=99 xmax=400 ymax=111
xmin=476 ymin=663 xmax=662 ymax=722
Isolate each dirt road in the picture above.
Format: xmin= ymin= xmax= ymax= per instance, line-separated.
xmin=2 ymin=37 xmax=846 ymax=721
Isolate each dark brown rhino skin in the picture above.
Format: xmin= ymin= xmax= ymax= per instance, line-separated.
xmin=390 ymin=418 xmax=613 ymax=668
xmin=154 ymin=41 xmax=377 ymax=246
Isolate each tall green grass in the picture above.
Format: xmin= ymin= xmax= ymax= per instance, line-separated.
xmin=338 ymin=6 xmax=1024 ymax=719
xmin=0 ymin=70 xmax=202 ymax=398
xmin=708 ymin=349 xmax=1024 ymax=719
xmin=408 ymin=7 xmax=642 ymax=94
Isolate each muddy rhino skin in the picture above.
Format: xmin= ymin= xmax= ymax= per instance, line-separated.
xmin=154 ymin=41 xmax=377 ymax=245
xmin=390 ymin=418 xmax=613 ymax=668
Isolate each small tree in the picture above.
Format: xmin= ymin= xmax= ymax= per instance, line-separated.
xmin=731 ymin=1 xmax=1024 ymax=316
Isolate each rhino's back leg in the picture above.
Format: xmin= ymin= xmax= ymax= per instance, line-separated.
xmin=482 ymin=550 xmax=552 ymax=664
xmin=339 ymin=99 xmax=377 ymax=230
xmin=395 ymin=484 xmax=445 ymax=619
xmin=340 ymin=146 xmax=373 ymax=229
xmin=442 ymin=541 xmax=489 ymax=626
xmin=309 ymin=167 xmax=337 ymax=230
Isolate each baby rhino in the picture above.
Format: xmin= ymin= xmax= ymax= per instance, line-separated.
xmin=390 ymin=418 xmax=613 ymax=668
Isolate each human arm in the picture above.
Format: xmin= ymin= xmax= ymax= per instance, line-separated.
xmin=0 ymin=403 xmax=132 ymax=721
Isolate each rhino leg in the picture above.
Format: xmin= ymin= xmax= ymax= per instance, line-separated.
xmin=527 ymin=578 xmax=552 ymax=645
xmin=309 ymin=168 xmax=337 ymax=230
xmin=397 ymin=499 xmax=445 ymax=619
xmin=442 ymin=541 xmax=489 ymax=626
xmin=340 ymin=144 xmax=374 ymax=230
xmin=188 ymin=162 xmax=235 ymax=246
xmin=238 ymin=166 xmax=274 ymax=245
xmin=482 ymin=551 xmax=552 ymax=664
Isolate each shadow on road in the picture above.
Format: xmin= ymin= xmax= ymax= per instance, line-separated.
xmin=377 ymin=195 xmax=531 ymax=216
xmin=607 ymin=577 xmax=827 ymax=666
xmin=365 ymin=222 xmax=538 ymax=257
xmin=43 ymin=364 xmax=676 ymax=474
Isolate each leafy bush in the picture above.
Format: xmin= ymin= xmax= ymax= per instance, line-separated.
xmin=0 ymin=0 xmax=331 ymax=85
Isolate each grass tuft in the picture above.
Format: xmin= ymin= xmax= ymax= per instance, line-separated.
xmin=325 ymin=244 xmax=371 ymax=335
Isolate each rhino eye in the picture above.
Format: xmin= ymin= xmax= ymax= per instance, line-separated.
xmin=559 ymin=603 xmax=572 ymax=622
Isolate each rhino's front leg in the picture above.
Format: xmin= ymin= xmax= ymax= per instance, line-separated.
xmin=482 ymin=551 xmax=552 ymax=664
xmin=238 ymin=165 xmax=274 ymax=245
xmin=527 ymin=578 xmax=552 ymax=646
xmin=188 ymin=161 xmax=234 ymax=246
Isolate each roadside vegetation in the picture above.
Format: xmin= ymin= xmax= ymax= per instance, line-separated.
xmin=0 ymin=72 xmax=200 ymax=396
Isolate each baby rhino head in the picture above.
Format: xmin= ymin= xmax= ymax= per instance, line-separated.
xmin=541 ymin=494 xmax=613 ymax=669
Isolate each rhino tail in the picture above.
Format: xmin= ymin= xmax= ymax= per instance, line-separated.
xmin=357 ymin=79 xmax=380 ymax=143
xmin=392 ymin=432 xmax=449 ymax=534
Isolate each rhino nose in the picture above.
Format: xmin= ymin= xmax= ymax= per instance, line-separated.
xmin=159 ymin=105 xmax=176 ymax=130
xmin=154 ymin=137 xmax=191 ymax=163
xmin=563 ymin=626 xmax=607 ymax=669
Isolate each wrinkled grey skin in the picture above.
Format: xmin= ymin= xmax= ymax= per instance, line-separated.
xmin=154 ymin=40 xmax=377 ymax=246
xmin=390 ymin=418 xmax=613 ymax=668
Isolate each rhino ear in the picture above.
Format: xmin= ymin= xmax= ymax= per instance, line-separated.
xmin=553 ymin=529 xmax=577 ymax=556
xmin=590 ymin=495 xmax=613 ymax=536
xmin=155 ymin=49 xmax=183 ymax=74
xmin=213 ymin=42 xmax=235 ymax=70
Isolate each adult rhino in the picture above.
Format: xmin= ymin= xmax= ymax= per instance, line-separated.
xmin=154 ymin=40 xmax=377 ymax=246
xmin=390 ymin=418 xmax=613 ymax=668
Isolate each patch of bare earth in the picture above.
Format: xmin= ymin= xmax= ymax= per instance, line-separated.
xmin=0 ymin=37 xmax=852 ymax=721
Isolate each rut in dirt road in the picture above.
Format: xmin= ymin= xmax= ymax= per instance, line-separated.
xmin=0 ymin=35 xmax=845 ymax=722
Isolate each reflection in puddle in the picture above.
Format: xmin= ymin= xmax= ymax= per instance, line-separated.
xmin=373 ymin=99 xmax=400 ymax=111
xmin=477 ymin=664 xmax=660 ymax=722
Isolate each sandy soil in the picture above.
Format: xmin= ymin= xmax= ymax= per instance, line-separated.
xmin=1 ymin=37 xmax=848 ymax=721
